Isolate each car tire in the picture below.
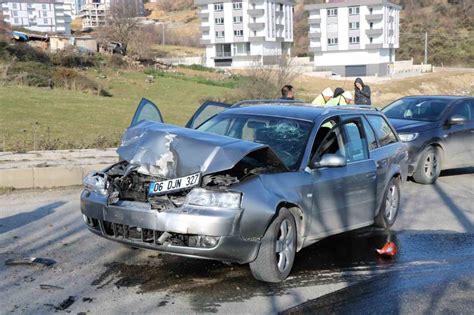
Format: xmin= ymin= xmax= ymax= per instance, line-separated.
xmin=413 ymin=146 xmax=442 ymax=184
xmin=374 ymin=177 xmax=401 ymax=229
xmin=249 ymin=208 xmax=297 ymax=283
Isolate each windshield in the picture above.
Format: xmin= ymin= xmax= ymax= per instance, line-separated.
xmin=197 ymin=114 xmax=313 ymax=170
xmin=382 ymin=98 xmax=453 ymax=122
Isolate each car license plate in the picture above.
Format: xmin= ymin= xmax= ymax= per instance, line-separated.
xmin=148 ymin=173 xmax=201 ymax=196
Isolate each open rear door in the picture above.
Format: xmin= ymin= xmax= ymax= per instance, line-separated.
xmin=185 ymin=100 xmax=231 ymax=129
xmin=130 ymin=98 xmax=164 ymax=127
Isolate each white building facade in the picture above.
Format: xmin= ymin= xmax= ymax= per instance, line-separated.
xmin=306 ymin=0 xmax=400 ymax=77
xmin=1 ymin=0 xmax=73 ymax=35
xmin=79 ymin=0 xmax=144 ymax=30
xmin=195 ymin=0 xmax=295 ymax=68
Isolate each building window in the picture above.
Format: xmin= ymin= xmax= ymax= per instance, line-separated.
xmin=369 ymin=8 xmax=373 ymax=14
xmin=42 ymin=4 xmax=47 ymax=10
xmin=12 ymin=3 xmax=17 ymax=9
xmin=42 ymin=11 xmax=47 ymax=17
xmin=328 ymin=37 xmax=338 ymax=46
xmin=233 ymin=2 xmax=242 ymax=10
xmin=214 ymin=3 xmax=223 ymax=11
xmin=216 ymin=31 xmax=225 ymax=38
xmin=233 ymin=16 xmax=243 ymax=24
xmin=13 ymin=10 xmax=18 ymax=17
xmin=43 ymin=18 xmax=48 ymax=24
xmin=370 ymin=37 xmax=373 ymax=43
xmin=327 ymin=8 xmax=337 ymax=17
xmin=349 ymin=6 xmax=360 ymax=15
xmin=234 ymin=30 xmax=243 ymax=37
xmin=349 ymin=22 xmax=360 ymax=30
xmin=233 ymin=42 xmax=250 ymax=55
xmin=370 ymin=22 xmax=373 ymax=29
xmin=13 ymin=18 xmax=19 ymax=24
xmin=349 ymin=36 xmax=360 ymax=44
xmin=215 ymin=17 xmax=224 ymax=24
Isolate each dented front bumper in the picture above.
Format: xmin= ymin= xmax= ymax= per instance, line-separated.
xmin=80 ymin=190 xmax=260 ymax=264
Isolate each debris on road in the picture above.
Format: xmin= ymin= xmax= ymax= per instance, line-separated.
xmin=82 ymin=297 xmax=94 ymax=303
xmin=376 ymin=242 xmax=398 ymax=258
xmin=45 ymin=296 xmax=76 ymax=311
xmin=5 ymin=257 xmax=56 ymax=267
xmin=40 ymin=284 xmax=64 ymax=290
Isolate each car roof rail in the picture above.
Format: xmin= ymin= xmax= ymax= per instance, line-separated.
xmin=336 ymin=105 xmax=380 ymax=111
xmin=231 ymin=99 xmax=307 ymax=108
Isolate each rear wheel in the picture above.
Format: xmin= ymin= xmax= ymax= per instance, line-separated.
xmin=413 ymin=146 xmax=442 ymax=184
xmin=249 ymin=208 xmax=297 ymax=283
xmin=375 ymin=177 xmax=400 ymax=228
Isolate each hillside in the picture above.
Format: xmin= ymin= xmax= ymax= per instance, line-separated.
xmin=147 ymin=0 xmax=473 ymax=66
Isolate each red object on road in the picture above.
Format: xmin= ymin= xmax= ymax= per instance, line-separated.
xmin=376 ymin=242 xmax=398 ymax=257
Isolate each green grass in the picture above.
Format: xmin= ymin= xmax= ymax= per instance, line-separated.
xmin=0 ymin=69 xmax=231 ymax=151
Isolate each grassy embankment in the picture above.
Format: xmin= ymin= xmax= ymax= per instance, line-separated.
xmin=0 ymin=69 xmax=231 ymax=152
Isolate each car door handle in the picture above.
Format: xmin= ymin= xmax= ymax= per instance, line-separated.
xmin=376 ymin=160 xmax=387 ymax=168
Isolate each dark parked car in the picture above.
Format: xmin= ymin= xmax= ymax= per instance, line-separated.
xmin=81 ymin=99 xmax=408 ymax=282
xmin=382 ymin=96 xmax=474 ymax=184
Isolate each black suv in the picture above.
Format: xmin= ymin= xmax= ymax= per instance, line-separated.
xmin=382 ymin=96 xmax=474 ymax=184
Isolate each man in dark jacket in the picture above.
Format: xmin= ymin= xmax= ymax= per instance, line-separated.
xmin=354 ymin=78 xmax=371 ymax=105
xmin=280 ymin=85 xmax=295 ymax=100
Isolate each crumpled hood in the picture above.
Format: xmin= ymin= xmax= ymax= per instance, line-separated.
xmin=388 ymin=118 xmax=437 ymax=133
xmin=117 ymin=120 xmax=288 ymax=178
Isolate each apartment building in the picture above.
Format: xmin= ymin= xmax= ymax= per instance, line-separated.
xmin=1 ymin=0 xmax=73 ymax=34
xmin=195 ymin=0 xmax=295 ymax=68
xmin=80 ymin=0 xmax=144 ymax=29
xmin=63 ymin=0 xmax=83 ymax=18
xmin=306 ymin=0 xmax=401 ymax=77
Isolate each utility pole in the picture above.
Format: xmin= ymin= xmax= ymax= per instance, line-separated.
xmin=424 ymin=32 xmax=428 ymax=65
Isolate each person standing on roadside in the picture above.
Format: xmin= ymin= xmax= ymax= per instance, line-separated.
xmin=354 ymin=78 xmax=371 ymax=105
xmin=311 ymin=87 xmax=333 ymax=106
xmin=325 ymin=87 xmax=346 ymax=106
xmin=280 ymin=85 xmax=295 ymax=100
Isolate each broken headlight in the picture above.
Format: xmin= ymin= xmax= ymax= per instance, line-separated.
xmin=83 ymin=172 xmax=108 ymax=195
xmin=185 ymin=188 xmax=242 ymax=209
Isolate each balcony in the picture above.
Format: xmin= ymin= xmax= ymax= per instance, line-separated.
xmin=249 ymin=36 xmax=265 ymax=43
xmin=200 ymin=39 xmax=211 ymax=45
xmin=275 ymin=10 xmax=283 ymax=17
xmin=248 ymin=22 xmax=265 ymax=30
xmin=366 ymin=28 xmax=383 ymax=36
xmin=247 ymin=8 xmax=264 ymax=16
xmin=216 ymin=51 xmax=232 ymax=58
xmin=201 ymin=25 xmax=210 ymax=32
xmin=308 ymin=32 xmax=320 ymax=39
xmin=308 ymin=17 xmax=321 ymax=25
xmin=366 ymin=14 xmax=383 ymax=21
xmin=198 ymin=12 xmax=208 ymax=19
xmin=309 ymin=46 xmax=322 ymax=52
xmin=366 ymin=43 xmax=383 ymax=49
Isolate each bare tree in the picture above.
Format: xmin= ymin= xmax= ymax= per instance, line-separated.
xmin=237 ymin=56 xmax=302 ymax=100
xmin=97 ymin=0 xmax=141 ymax=48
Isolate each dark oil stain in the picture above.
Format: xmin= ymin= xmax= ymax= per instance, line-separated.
xmin=91 ymin=229 xmax=474 ymax=313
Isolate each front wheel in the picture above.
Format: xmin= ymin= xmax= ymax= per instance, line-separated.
xmin=375 ymin=177 xmax=401 ymax=228
xmin=249 ymin=208 xmax=297 ymax=283
xmin=413 ymin=146 xmax=442 ymax=184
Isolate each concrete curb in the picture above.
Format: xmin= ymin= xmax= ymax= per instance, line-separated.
xmin=0 ymin=164 xmax=109 ymax=189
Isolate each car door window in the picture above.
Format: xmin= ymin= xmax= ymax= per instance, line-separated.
xmin=341 ymin=121 xmax=369 ymax=162
xmin=186 ymin=101 xmax=231 ymax=129
xmin=367 ymin=115 xmax=398 ymax=146
xmin=130 ymin=98 xmax=163 ymax=127
xmin=362 ymin=116 xmax=378 ymax=150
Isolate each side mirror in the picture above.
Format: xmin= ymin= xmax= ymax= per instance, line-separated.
xmin=313 ymin=154 xmax=347 ymax=168
xmin=448 ymin=115 xmax=467 ymax=126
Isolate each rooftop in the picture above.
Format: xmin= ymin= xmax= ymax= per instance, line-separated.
xmin=305 ymin=0 xmax=401 ymax=10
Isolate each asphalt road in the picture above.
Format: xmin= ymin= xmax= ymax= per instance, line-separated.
xmin=0 ymin=168 xmax=473 ymax=314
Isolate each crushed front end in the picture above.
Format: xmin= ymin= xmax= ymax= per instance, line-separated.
xmin=80 ymin=121 xmax=288 ymax=263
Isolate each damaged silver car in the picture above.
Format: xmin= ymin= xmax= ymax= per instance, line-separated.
xmin=81 ymin=99 xmax=408 ymax=282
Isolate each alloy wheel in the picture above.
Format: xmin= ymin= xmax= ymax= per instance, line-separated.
xmin=423 ymin=153 xmax=439 ymax=179
xmin=385 ymin=184 xmax=399 ymax=221
xmin=275 ymin=219 xmax=295 ymax=273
